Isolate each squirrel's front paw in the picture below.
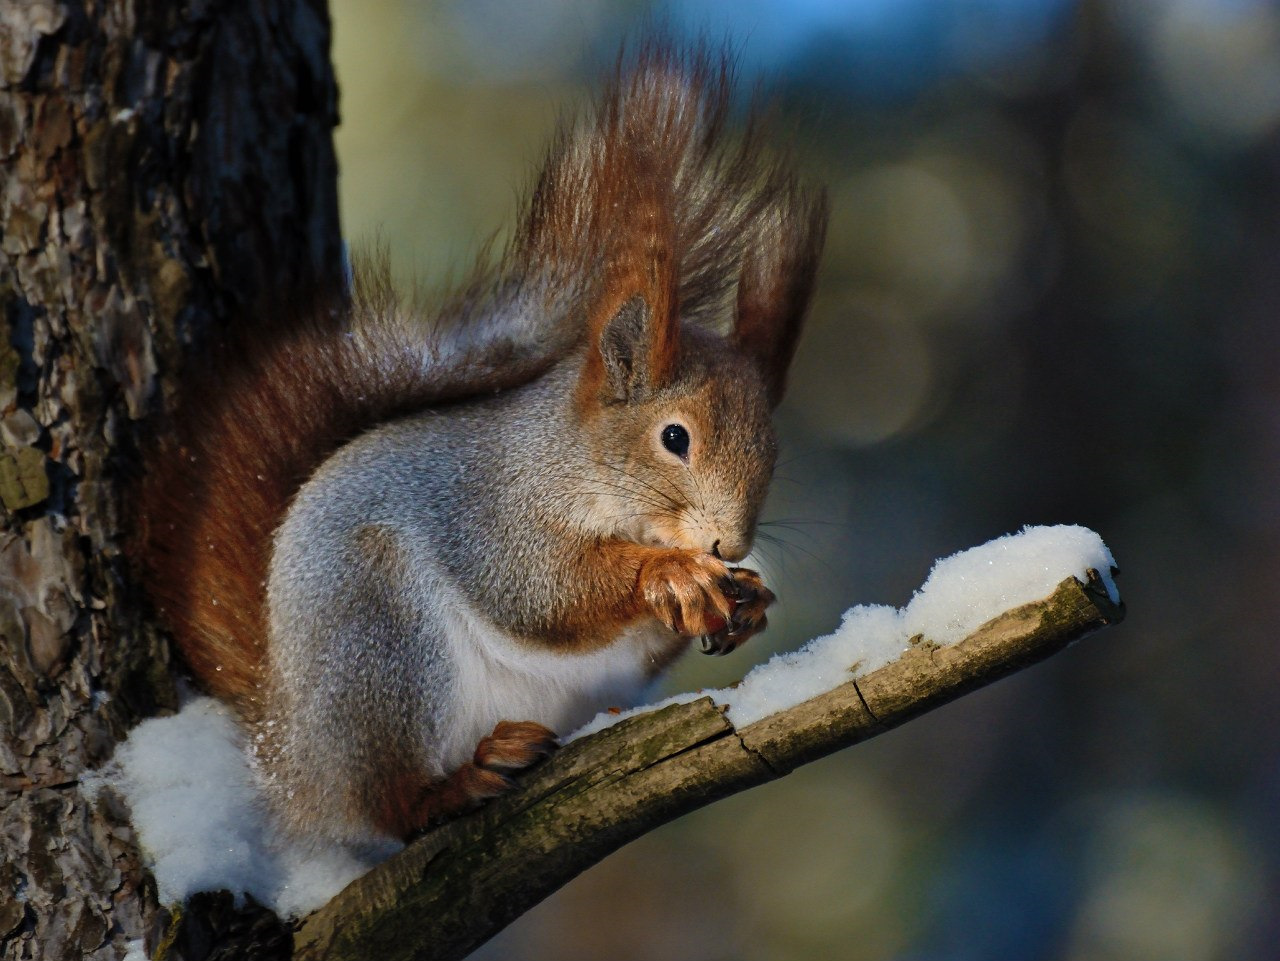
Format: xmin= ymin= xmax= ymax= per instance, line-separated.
xmin=640 ymin=552 xmax=775 ymax=652
xmin=699 ymin=567 xmax=775 ymax=656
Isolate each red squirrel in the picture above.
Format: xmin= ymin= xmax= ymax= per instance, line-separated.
xmin=140 ymin=44 xmax=827 ymax=845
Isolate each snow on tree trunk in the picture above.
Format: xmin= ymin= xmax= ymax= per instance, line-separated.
xmin=0 ymin=2 xmax=341 ymax=958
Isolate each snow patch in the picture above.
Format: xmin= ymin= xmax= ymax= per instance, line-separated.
xmin=85 ymin=698 xmax=398 ymax=919
xmin=900 ymin=524 xmax=1119 ymax=646
xmin=95 ymin=524 xmax=1115 ymax=920
xmin=573 ymin=524 xmax=1117 ymax=735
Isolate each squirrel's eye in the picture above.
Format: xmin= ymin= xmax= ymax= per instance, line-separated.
xmin=661 ymin=424 xmax=690 ymax=459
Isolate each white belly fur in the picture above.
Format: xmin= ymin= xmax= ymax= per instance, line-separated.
xmin=435 ymin=583 xmax=662 ymax=772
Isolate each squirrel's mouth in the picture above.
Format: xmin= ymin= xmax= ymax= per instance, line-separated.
xmin=640 ymin=512 xmax=750 ymax=561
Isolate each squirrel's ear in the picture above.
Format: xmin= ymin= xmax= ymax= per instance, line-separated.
xmin=734 ymin=189 xmax=828 ymax=407
xmin=592 ymin=295 xmax=677 ymax=402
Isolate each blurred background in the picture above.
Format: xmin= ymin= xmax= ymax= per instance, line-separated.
xmin=329 ymin=1 xmax=1280 ymax=958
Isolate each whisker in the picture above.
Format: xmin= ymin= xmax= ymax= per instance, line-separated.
xmin=749 ymin=532 xmax=786 ymax=569
xmin=759 ymin=517 xmax=846 ymax=530
xmin=652 ymin=461 xmax=698 ymax=509
xmin=773 ymin=447 xmax=827 ymax=471
xmin=754 ymin=528 xmax=827 ymax=566
xmin=756 ymin=523 xmax=820 ymax=548
xmin=594 ymin=459 xmax=683 ymax=512
xmin=539 ymin=471 xmax=674 ymax=513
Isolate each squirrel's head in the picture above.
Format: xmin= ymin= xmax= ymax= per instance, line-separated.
xmin=576 ymin=299 xmax=778 ymax=561
xmin=574 ymin=184 xmax=823 ymax=560
xmin=532 ymin=45 xmax=827 ymax=560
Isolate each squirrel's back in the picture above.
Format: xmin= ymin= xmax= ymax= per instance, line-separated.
xmin=138 ymin=265 xmax=579 ymax=717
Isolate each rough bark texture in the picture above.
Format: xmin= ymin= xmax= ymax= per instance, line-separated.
xmin=294 ymin=572 xmax=1124 ymax=961
xmin=0 ymin=1 xmax=341 ymax=958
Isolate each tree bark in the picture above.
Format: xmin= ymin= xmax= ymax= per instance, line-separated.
xmin=294 ymin=572 xmax=1123 ymax=961
xmin=0 ymin=2 xmax=340 ymax=959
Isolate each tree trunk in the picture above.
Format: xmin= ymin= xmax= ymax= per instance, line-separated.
xmin=0 ymin=2 xmax=341 ymax=958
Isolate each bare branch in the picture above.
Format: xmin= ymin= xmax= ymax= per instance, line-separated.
xmin=294 ymin=572 xmax=1123 ymax=961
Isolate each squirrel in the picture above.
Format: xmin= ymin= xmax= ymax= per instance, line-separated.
xmin=139 ymin=44 xmax=827 ymax=845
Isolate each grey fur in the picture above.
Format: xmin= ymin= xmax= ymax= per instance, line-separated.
xmin=251 ymin=46 xmax=824 ymax=844
xmin=260 ymin=337 xmax=776 ymax=842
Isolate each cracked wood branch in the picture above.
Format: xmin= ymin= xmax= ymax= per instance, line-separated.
xmin=293 ymin=570 xmax=1124 ymax=961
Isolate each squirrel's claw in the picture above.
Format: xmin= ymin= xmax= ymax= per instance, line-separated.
xmin=701 ymin=614 xmax=768 ymax=656
xmin=697 ymin=567 xmax=774 ymax=655
xmin=640 ymin=552 xmax=775 ymax=651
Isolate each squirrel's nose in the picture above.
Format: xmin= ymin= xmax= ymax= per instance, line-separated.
xmin=711 ymin=536 xmax=749 ymax=563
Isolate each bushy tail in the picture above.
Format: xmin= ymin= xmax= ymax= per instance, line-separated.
xmin=137 ymin=264 xmax=569 ymax=718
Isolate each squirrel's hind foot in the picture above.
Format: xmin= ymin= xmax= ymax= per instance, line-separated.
xmin=443 ymin=720 xmax=559 ymax=806
xmin=391 ymin=721 xmax=558 ymax=839
xmin=474 ymin=719 xmax=559 ymax=773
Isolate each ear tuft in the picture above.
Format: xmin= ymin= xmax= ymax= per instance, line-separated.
xmin=599 ymin=296 xmax=657 ymax=402
xmin=734 ymin=186 xmax=828 ymax=407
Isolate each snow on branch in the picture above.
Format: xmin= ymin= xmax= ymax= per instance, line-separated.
xmin=98 ymin=527 xmax=1122 ymax=957
xmin=291 ymin=528 xmax=1124 ymax=961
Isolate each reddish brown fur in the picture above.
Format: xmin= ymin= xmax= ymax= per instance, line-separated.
xmin=505 ymin=538 xmax=768 ymax=665
xmin=474 ymin=721 xmax=559 ymax=771
xmin=138 ymin=280 xmax=562 ymax=719
xmin=371 ymin=763 xmax=502 ymax=838
xmin=137 ymin=306 xmax=392 ymax=716
xmin=522 ymin=44 xmax=825 ymax=416
xmin=372 ymin=721 xmax=556 ymax=837
xmin=736 ymin=200 xmax=828 ymax=405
